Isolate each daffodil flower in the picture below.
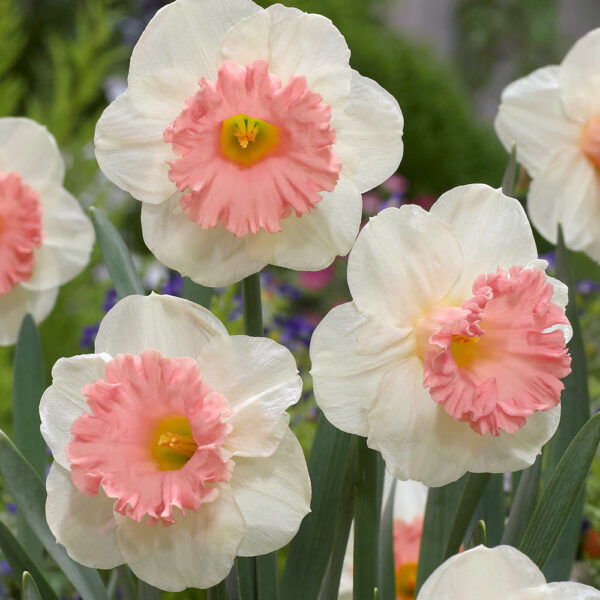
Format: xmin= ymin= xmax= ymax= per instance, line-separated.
xmin=0 ymin=118 xmax=94 ymax=344
xmin=94 ymin=0 xmax=403 ymax=286
xmin=495 ymin=28 xmax=600 ymax=263
xmin=310 ymin=184 xmax=571 ymax=486
xmin=40 ymin=293 xmax=310 ymax=591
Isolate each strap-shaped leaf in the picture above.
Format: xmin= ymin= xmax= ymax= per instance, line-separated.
xmin=137 ymin=581 xmax=161 ymax=600
xmin=520 ymin=411 xmax=600 ymax=569
xmin=540 ymin=226 xmax=590 ymax=580
xmin=415 ymin=475 xmax=466 ymax=594
xmin=0 ymin=431 xmax=108 ymax=600
xmin=472 ymin=474 xmax=504 ymax=547
xmin=281 ymin=415 xmax=351 ymax=600
xmin=183 ymin=277 xmax=213 ymax=309
xmin=89 ymin=207 xmax=144 ymax=298
xmin=378 ymin=477 xmax=396 ymax=600
xmin=21 ymin=572 xmax=42 ymax=600
xmin=0 ymin=521 xmax=59 ymax=600
xmin=13 ymin=315 xmax=46 ymax=561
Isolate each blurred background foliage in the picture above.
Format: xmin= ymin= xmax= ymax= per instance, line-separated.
xmin=0 ymin=0 xmax=599 ymax=596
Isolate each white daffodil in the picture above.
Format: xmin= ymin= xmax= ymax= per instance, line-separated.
xmin=339 ymin=476 xmax=427 ymax=600
xmin=40 ymin=293 xmax=310 ymax=592
xmin=495 ymin=28 xmax=600 ymax=262
xmin=418 ymin=545 xmax=600 ymax=599
xmin=94 ymin=0 xmax=403 ymax=286
xmin=310 ymin=184 xmax=571 ymax=487
xmin=0 ymin=117 xmax=94 ymax=344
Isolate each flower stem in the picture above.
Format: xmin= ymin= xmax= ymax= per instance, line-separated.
xmin=242 ymin=272 xmax=263 ymax=336
xmin=353 ymin=436 xmax=379 ymax=600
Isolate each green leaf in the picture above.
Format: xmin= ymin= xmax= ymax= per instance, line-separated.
xmin=182 ymin=277 xmax=213 ymax=309
xmin=281 ymin=415 xmax=351 ymax=600
xmin=0 ymin=521 xmax=59 ymax=600
xmin=415 ymin=475 xmax=466 ymax=594
xmin=378 ymin=477 xmax=396 ymax=600
xmin=13 ymin=315 xmax=46 ymax=561
xmin=89 ymin=206 xmax=144 ymax=298
xmin=501 ymin=144 xmax=518 ymax=197
xmin=353 ymin=437 xmax=379 ymax=600
xmin=137 ymin=581 xmax=161 ymax=599
xmin=0 ymin=431 xmax=108 ymax=600
xmin=116 ymin=566 xmax=137 ymax=600
xmin=472 ymin=474 xmax=504 ymax=547
xmin=22 ymin=572 xmax=42 ymax=600
xmin=207 ymin=580 xmax=229 ymax=600
xmin=236 ymin=557 xmax=256 ymax=600
xmin=241 ymin=273 xmax=263 ymax=337
xmin=540 ymin=225 xmax=590 ymax=580
xmin=317 ymin=436 xmax=359 ymax=600
xmin=444 ymin=473 xmax=490 ymax=559
xmin=519 ymin=411 xmax=600 ymax=569
xmin=502 ymin=455 xmax=542 ymax=547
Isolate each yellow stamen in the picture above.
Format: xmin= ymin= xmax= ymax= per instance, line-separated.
xmin=451 ymin=334 xmax=480 ymax=369
xmin=157 ymin=432 xmax=197 ymax=458
xmin=396 ymin=562 xmax=417 ymax=599
xmin=220 ymin=113 xmax=278 ymax=166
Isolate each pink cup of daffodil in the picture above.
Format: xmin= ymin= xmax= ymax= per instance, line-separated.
xmin=495 ymin=28 xmax=600 ymax=263
xmin=40 ymin=293 xmax=310 ymax=591
xmin=417 ymin=545 xmax=600 ymax=599
xmin=0 ymin=117 xmax=94 ymax=345
xmin=310 ymin=184 xmax=572 ymax=487
xmin=94 ymin=0 xmax=404 ymax=287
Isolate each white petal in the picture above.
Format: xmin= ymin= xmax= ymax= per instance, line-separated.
xmin=95 ymin=293 xmax=228 ymax=357
xmin=471 ymin=406 xmax=560 ymax=474
xmin=244 ymin=175 xmax=362 ymax=272
xmin=0 ymin=286 xmax=58 ymax=347
xmin=141 ymin=195 xmax=265 ymax=286
xmin=116 ymin=485 xmax=245 ymax=592
xmin=347 ymin=206 xmax=463 ymax=326
xmin=366 ymin=358 xmax=483 ymax=487
xmin=334 ymin=71 xmax=404 ymax=192
xmin=558 ymin=29 xmax=600 ymax=122
xmin=418 ymin=545 xmax=546 ymax=600
xmin=431 ymin=184 xmax=538 ymax=301
xmin=196 ymin=335 xmax=301 ymax=458
xmin=46 ymin=463 xmax=122 ymax=569
xmin=40 ymin=354 xmax=111 ymax=470
xmin=310 ymin=302 xmax=414 ymax=436
xmin=94 ymin=74 xmax=190 ymax=204
xmin=513 ymin=583 xmax=600 ymax=599
xmin=128 ymin=0 xmax=260 ymax=83
xmin=494 ymin=66 xmax=580 ymax=176
xmin=21 ymin=184 xmax=94 ymax=291
xmin=391 ymin=477 xmax=428 ymax=522
xmin=231 ymin=430 xmax=311 ymax=556
xmin=220 ymin=4 xmax=352 ymax=109
xmin=0 ymin=117 xmax=64 ymax=186
xmin=528 ymin=146 xmax=600 ymax=259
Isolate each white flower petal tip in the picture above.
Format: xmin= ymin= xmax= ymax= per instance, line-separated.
xmin=41 ymin=294 xmax=309 ymax=591
xmin=95 ymin=0 xmax=403 ymax=285
xmin=417 ymin=545 xmax=600 ymax=600
xmin=0 ymin=117 xmax=94 ymax=345
xmin=310 ymin=185 xmax=572 ymax=486
xmin=494 ymin=27 xmax=600 ymax=263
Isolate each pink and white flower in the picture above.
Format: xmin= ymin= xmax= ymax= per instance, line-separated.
xmin=94 ymin=0 xmax=403 ymax=286
xmin=310 ymin=184 xmax=571 ymax=486
xmin=418 ymin=545 xmax=600 ymax=599
xmin=0 ymin=117 xmax=94 ymax=344
xmin=495 ymin=28 xmax=600 ymax=263
xmin=40 ymin=293 xmax=310 ymax=591
xmin=339 ymin=476 xmax=427 ymax=599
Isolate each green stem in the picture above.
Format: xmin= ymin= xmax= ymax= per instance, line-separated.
xmin=353 ymin=437 xmax=379 ymax=600
xmin=242 ymin=273 xmax=263 ymax=337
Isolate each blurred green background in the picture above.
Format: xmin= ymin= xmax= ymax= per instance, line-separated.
xmin=1 ymin=0 xmax=600 ymax=597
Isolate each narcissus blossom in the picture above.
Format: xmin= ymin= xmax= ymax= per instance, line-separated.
xmin=310 ymin=184 xmax=571 ymax=486
xmin=417 ymin=545 xmax=600 ymax=599
xmin=0 ymin=118 xmax=94 ymax=345
xmin=339 ymin=477 xmax=427 ymax=600
xmin=495 ymin=28 xmax=600 ymax=263
xmin=94 ymin=0 xmax=403 ymax=286
xmin=40 ymin=294 xmax=310 ymax=591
